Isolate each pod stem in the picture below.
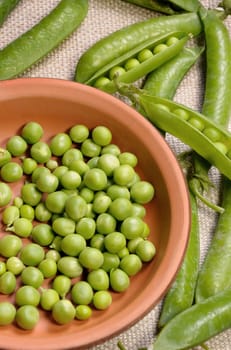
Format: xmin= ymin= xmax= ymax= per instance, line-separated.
xmin=117 ymin=341 xmax=128 ymax=350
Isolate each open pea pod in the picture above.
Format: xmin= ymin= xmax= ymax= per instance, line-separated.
xmin=122 ymin=0 xmax=200 ymax=13
xmin=85 ymin=32 xmax=189 ymax=94
xmin=137 ymin=94 xmax=231 ymax=180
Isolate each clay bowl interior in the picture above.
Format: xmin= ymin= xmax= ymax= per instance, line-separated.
xmin=0 ymin=78 xmax=190 ymax=350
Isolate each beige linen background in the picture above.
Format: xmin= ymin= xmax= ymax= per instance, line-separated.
xmin=1 ymin=1 xmax=231 ymax=349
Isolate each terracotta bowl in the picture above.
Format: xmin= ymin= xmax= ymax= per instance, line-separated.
xmin=0 ymin=78 xmax=190 ymax=350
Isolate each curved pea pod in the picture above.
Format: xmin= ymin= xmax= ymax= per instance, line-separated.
xmin=0 ymin=0 xmax=88 ymax=80
xmin=167 ymin=0 xmax=200 ymax=12
xmin=158 ymin=191 xmax=200 ymax=328
xmin=75 ymin=12 xmax=202 ymax=84
xmin=121 ymin=0 xmax=178 ymax=14
xmin=138 ymin=94 xmax=231 ymax=180
xmin=84 ymin=32 xmax=189 ymax=94
xmin=153 ymin=288 xmax=231 ymax=350
xmin=195 ymin=178 xmax=231 ymax=303
xmin=0 ymin=0 xmax=21 ymax=27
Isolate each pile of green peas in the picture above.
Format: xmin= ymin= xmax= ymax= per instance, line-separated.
xmin=0 ymin=121 xmax=156 ymax=329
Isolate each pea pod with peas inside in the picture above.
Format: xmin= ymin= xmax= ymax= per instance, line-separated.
xmin=0 ymin=0 xmax=88 ymax=80
xmin=123 ymin=91 xmax=231 ymax=180
xmin=81 ymin=32 xmax=189 ymax=93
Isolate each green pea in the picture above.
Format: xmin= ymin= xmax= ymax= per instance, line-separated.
xmin=0 ymin=261 xmax=6 ymax=276
xmin=84 ymin=168 xmax=108 ymax=191
xmin=94 ymin=76 xmax=111 ymax=89
xmin=75 ymin=305 xmax=92 ymax=320
xmin=38 ymin=258 xmax=57 ymax=278
xmin=137 ymin=48 xmax=153 ymax=62
xmin=62 ymin=148 xmax=83 ymax=167
xmin=2 ymin=205 xmax=20 ymax=225
xmin=34 ymin=202 xmax=52 ymax=222
xmin=81 ymin=138 xmax=101 ymax=158
xmin=97 ymin=153 xmax=120 ymax=176
xmin=166 ymin=36 xmax=179 ymax=46
xmin=22 ymin=157 xmax=38 ymax=175
xmin=153 ymin=43 xmax=168 ymax=54
xmin=21 ymin=121 xmax=44 ymax=144
xmin=214 ymin=142 xmax=228 ymax=154
xmin=60 ymin=170 xmax=82 ymax=190
xmin=52 ymin=275 xmax=71 ymax=298
xmin=109 ymin=66 xmax=126 ymax=80
xmin=6 ymin=135 xmax=28 ymax=156
xmin=79 ymin=247 xmax=104 ymax=270
xmin=52 ymin=299 xmax=76 ymax=325
xmin=69 ymin=124 xmax=89 ymax=143
xmin=20 ymin=183 xmax=42 ymax=206
xmin=124 ymin=58 xmax=140 ymax=71
xmin=15 ymin=285 xmax=40 ymax=307
xmin=101 ymin=143 xmax=121 ymax=156
xmin=52 ymin=165 xmax=68 ymax=180
xmin=0 ymin=271 xmax=16 ymax=294
xmin=107 ymin=184 xmax=130 ymax=200
xmin=69 ymin=159 xmax=89 ymax=175
xmin=36 ymin=171 xmax=59 ymax=193
xmin=120 ymin=254 xmax=142 ymax=276
xmin=87 ymin=269 xmax=109 ymax=290
xmin=57 ymin=256 xmax=83 ymax=278
xmin=21 ymin=266 xmax=44 ymax=288
xmin=173 ymin=108 xmax=190 ymax=120
xmin=117 ymin=247 xmax=130 ymax=259
xmin=110 ymin=268 xmax=130 ymax=292
xmin=109 ymin=197 xmax=133 ymax=221
xmin=49 ymin=132 xmax=72 ymax=156
xmin=101 ymin=252 xmax=120 ymax=272
xmin=6 ymin=257 xmax=25 ymax=275
xmin=96 ymin=213 xmax=117 ymax=234
xmin=15 ymin=305 xmax=39 ymax=330
xmin=45 ymin=190 xmax=68 ymax=214
xmin=92 ymin=126 xmax=112 ymax=146
xmin=71 ymin=281 xmax=94 ymax=305
xmin=0 ymin=182 xmax=12 ymax=206
xmin=1 ymin=161 xmax=23 ymax=182
xmin=90 ymin=233 xmax=105 ymax=251
xmin=31 ymin=223 xmax=54 ymax=246
xmin=203 ymin=127 xmax=222 ymax=141
xmin=104 ymin=232 xmax=126 ymax=254
xmin=19 ymin=243 xmax=45 ymax=266
xmin=0 ymin=148 xmax=11 ymax=167
xmin=92 ymin=194 xmax=112 ymax=214
xmin=30 ymin=141 xmax=51 ymax=163
xmin=188 ymin=117 xmax=205 ymax=131
xmin=20 ymin=204 xmax=35 ymax=221
xmin=113 ymin=164 xmax=135 ymax=186
xmin=0 ymin=234 xmax=22 ymax=257
xmin=0 ymin=302 xmax=16 ymax=326
xmin=8 ymin=217 xmax=33 ymax=238
xmin=52 ymin=217 xmax=76 ymax=236
xmin=45 ymin=249 xmax=61 ymax=262
xmin=130 ymin=180 xmax=155 ymax=204
xmin=135 ymin=240 xmax=156 ymax=262
xmin=40 ymin=288 xmax=60 ymax=311
xmin=60 ymin=233 xmax=86 ymax=256
xmin=120 ymin=216 xmax=145 ymax=239
xmin=65 ymin=195 xmax=88 ymax=221
xmin=93 ymin=290 xmax=112 ymax=310
xmin=46 ymin=159 xmax=58 ymax=170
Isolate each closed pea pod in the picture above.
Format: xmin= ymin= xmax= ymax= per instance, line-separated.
xmin=0 ymin=0 xmax=88 ymax=80
xmin=0 ymin=0 xmax=21 ymax=27
xmin=122 ymin=0 xmax=200 ymax=13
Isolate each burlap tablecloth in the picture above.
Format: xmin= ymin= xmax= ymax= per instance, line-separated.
xmin=1 ymin=0 xmax=231 ymax=349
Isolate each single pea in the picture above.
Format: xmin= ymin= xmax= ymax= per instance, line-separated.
xmin=81 ymin=138 xmax=101 ymax=158
xmin=62 ymin=148 xmax=83 ymax=167
xmin=52 ymin=217 xmax=76 ymax=236
xmin=52 ymin=165 xmax=68 ymax=180
xmin=0 ymin=148 xmax=11 ymax=167
xmin=0 ymin=261 xmax=6 ymax=276
xmin=45 ymin=249 xmax=61 ymax=262
xmin=20 ymin=204 xmax=35 ymax=221
xmin=87 ymin=156 xmax=99 ymax=169
xmin=6 ymin=135 xmax=27 ymax=156
xmin=79 ymin=247 xmax=104 ymax=270
xmin=155 ymin=103 xmax=171 ymax=112
xmin=104 ymin=232 xmax=126 ymax=253
xmin=203 ymin=127 xmax=222 ymax=141
xmin=166 ymin=36 xmax=179 ymax=46
xmin=15 ymin=285 xmax=40 ymax=307
xmin=46 ymin=159 xmax=58 ymax=170
xmin=214 ymin=142 xmax=228 ymax=154
xmin=71 ymin=281 xmax=94 ymax=305
xmin=130 ymin=203 xmax=146 ymax=218
xmin=76 ymin=217 xmax=96 ymax=239
xmin=95 ymin=213 xmax=117 ymax=234
xmin=52 ymin=299 xmax=76 ymax=325
xmin=153 ymin=43 xmax=168 ymax=54
xmin=31 ymin=166 xmax=50 ymax=183
xmin=130 ymin=180 xmax=155 ymax=204
xmin=15 ymin=305 xmax=39 ymax=330
xmin=97 ymin=153 xmax=120 ymax=176
xmin=101 ymin=252 xmax=120 ymax=272
xmin=110 ymin=268 xmax=130 ymax=292
xmin=45 ymin=190 xmax=68 ymax=214
xmin=6 ymin=257 xmax=25 ymax=275
xmin=21 ymin=121 xmax=44 ymax=144
xmin=61 ymin=233 xmax=86 ymax=256
xmin=30 ymin=141 xmax=51 ymax=163
xmin=90 ymin=233 xmax=105 ymax=251
xmin=64 ymin=195 xmax=88 ymax=221
xmin=22 ymin=157 xmax=38 ymax=175
xmin=92 ymin=126 xmax=112 ymax=146
xmin=94 ymin=76 xmax=111 ymax=89
xmin=75 ymin=305 xmax=92 ymax=320
xmin=79 ymin=187 xmax=94 ymax=203
xmin=117 ymin=246 xmax=130 ymax=259
xmin=120 ymin=254 xmax=142 ymax=276
xmin=173 ymin=108 xmax=190 ymax=120
xmin=0 ymin=182 xmax=12 ymax=206
xmin=2 ymin=205 xmax=20 ymax=225
xmin=60 ymin=170 xmax=82 ymax=190
xmin=21 ymin=266 xmax=44 ymax=288
xmin=0 ymin=271 xmax=16 ymax=294
xmin=1 ymin=162 xmax=23 ymax=182
xmin=106 ymin=184 xmax=130 ymax=200
xmin=57 ymin=256 xmax=83 ymax=278
xmin=38 ymin=258 xmax=57 ymax=278
xmin=101 ymin=143 xmax=121 ymax=156
xmin=69 ymin=124 xmax=89 ymax=143
xmin=135 ymin=240 xmax=156 ymax=262
xmin=31 ymin=223 xmax=54 ymax=246
xmin=20 ymin=183 xmax=42 ymax=206
xmin=0 ymin=234 xmax=22 ymax=257
xmin=36 ymin=172 xmax=59 ymax=193
xmin=124 ymin=58 xmax=140 ymax=70
xmin=113 ymin=164 xmax=135 ymax=186
xmin=40 ymin=288 xmax=60 ymax=311
xmin=93 ymin=290 xmax=112 ymax=310
xmin=109 ymin=66 xmax=126 ymax=80
xmin=137 ymin=48 xmax=153 ymax=62
xmin=120 ymin=216 xmax=145 ymax=239
xmin=34 ymin=202 xmax=52 ymax=222
xmin=69 ymin=159 xmax=89 ymax=176
xmin=7 ymin=217 xmax=33 ymax=238
xmin=84 ymin=168 xmax=108 ymax=191
xmin=92 ymin=194 xmax=112 ymax=214
xmin=13 ymin=196 xmax=23 ymax=208
xmin=50 ymin=235 xmax=62 ymax=251
xmin=49 ymin=133 xmax=72 ymax=156
xmin=19 ymin=243 xmax=45 ymax=266
xmin=188 ymin=117 xmax=205 ymax=131
xmin=118 ymin=152 xmax=138 ymax=167
xmin=87 ymin=269 xmax=109 ymax=290
xmin=52 ymin=275 xmax=71 ymax=298
xmin=109 ymin=197 xmax=133 ymax=221
xmin=0 ymin=302 xmax=16 ymax=326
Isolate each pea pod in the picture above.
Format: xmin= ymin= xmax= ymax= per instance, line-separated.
xmin=0 ymin=0 xmax=88 ymax=80
xmin=0 ymin=0 xmax=21 ymax=26
xmin=158 ymin=191 xmax=199 ymax=328
xmin=89 ymin=32 xmax=189 ymax=93
xmin=143 ymin=46 xmax=204 ymax=100
xmin=121 ymin=0 xmax=178 ymax=14
xmin=75 ymin=12 xmax=202 ymax=84
xmin=130 ymin=92 xmax=231 ymax=180
xmin=153 ymin=288 xmax=231 ymax=350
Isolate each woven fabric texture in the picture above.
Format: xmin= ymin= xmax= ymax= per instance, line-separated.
xmin=1 ymin=1 xmax=231 ymax=349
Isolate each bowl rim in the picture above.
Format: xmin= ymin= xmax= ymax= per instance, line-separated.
xmin=0 ymin=77 xmax=191 ymax=350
